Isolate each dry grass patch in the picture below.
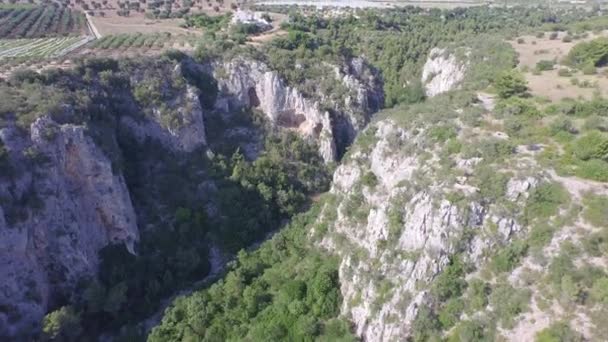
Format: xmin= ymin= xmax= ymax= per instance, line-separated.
xmin=511 ymin=31 xmax=608 ymax=101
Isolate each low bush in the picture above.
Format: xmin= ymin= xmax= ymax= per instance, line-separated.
xmin=525 ymin=183 xmax=569 ymax=221
xmin=571 ymin=131 xmax=608 ymax=161
xmin=536 ymin=60 xmax=555 ymax=71
xmin=557 ymin=68 xmax=572 ymax=77
xmin=489 ymin=282 xmax=531 ymax=328
xmin=535 ymin=322 xmax=582 ymax=342
xmin=582 ymin=193 xmax=608 ymax=227
xmin=491 ymin=240 xmax=528 ymax=274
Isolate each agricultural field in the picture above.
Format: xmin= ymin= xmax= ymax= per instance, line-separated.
xmin=87 ymin=32 xmax=197 ymax=50
xmin=0 ymin=5 xmax=87 ymax=38
xmin=0 ymin=36 xmax=93 ymax=58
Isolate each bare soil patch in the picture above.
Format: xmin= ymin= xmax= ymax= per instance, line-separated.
xmin=88 ymin=15 xmax=198 ymax=36
xmin=511 ymin=31 xmax=608 ymax=101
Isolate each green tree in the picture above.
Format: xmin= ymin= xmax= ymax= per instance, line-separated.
xmin=571 ymin=131 xmax=608 ymax=161
xmin=104 ymin=282 xmax=128 ymax=315
xmin=495 ymin=70 xmax=528 ymax=99
xmin=42 ymin=306 xmax=82 ymax=341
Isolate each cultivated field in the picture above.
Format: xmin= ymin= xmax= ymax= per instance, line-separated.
xmin=88 ymin=32 xmax=197 ymax=50
xmin=512 ymin=31 xmax=608 ymax=101
xmin=0 ymin=36 xmax=93 ymax=58
xmin=0 ymin=5 xmax=87 ymax=38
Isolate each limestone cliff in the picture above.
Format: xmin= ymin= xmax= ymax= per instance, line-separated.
xmin=213 ymin=57 xmax=382 ymax=162
xmin=317 ymin=112 xmax=540 ymax=340
xmin=121 ymin=64 xmax=208 ymax=153
xmin=421 ymin=48 xmax=467 ymax=97
xmin=0 ymin=59 xmax=216 ymax=338
xmin=0 ymin=54 xmax=379 ymax=338
xmin=0 ymin=117 xmax=138 ymax=337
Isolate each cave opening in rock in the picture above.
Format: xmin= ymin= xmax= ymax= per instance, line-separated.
xmin=248 ymin=87 xmax=260 ymax=107
xmin=277 ymin=111 xmax=306 ymax=128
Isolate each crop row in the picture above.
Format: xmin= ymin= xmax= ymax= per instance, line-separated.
xmin=91 ymin=33 xmax=176 ymax=50
xmin=0 ymin=6 xmax=86 ymax=39
xmin=0 ymin=36 xmax=93 ymax=58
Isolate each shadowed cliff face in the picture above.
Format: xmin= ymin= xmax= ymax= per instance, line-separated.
xmin=0 ymin=117 xmax=139 ymax=337
xmin=212 ymin=57 xmax=384 ymax=162
xmin=0 ymin=54 xmax=382 ymax=338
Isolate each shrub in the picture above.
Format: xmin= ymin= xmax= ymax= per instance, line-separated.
xmin=557 ymin=68 xmax=572 ymax=77
xmin=489 ymin=282 xmax=531 ymax=328
xmin=535 ymin=322 xmax=582 ymax=342
xmin=536 ymin=32 xmax=545 ymax=38
xmin=536 ymin=60 xmax=555 ymax=71
xmin=562 ymin=35 xmax=573 ymax=43
xmin=550 ymin=116 xmax=576 ymax=136
xmin=591 ymin=277 xmax=608 ymax=304
xmin=582 ymin=63 xmax=597 ymax=75
xmin=473 ymin=166 xmax=509 ymax=203
xmin=438 ymin=298 xmax=464 ymax=329
xmin=361 ymin=171 xmax=378 ymax=188
xmin=565 ymin=37 xmax=608 ymax=67
xmin=428 ymin=125 xmax=457 ymax=143
xmin=447 ymin=320 xmax=488 ymax=342
xmin=525 ymin=183 xmax=569 ymax=221
xmin=571 ymin=131 xmax=608 ymax=161
xmin=495 ymin=70 xmax=528 ymax=99
xmin=583 ymin=115 xmax=608 ymax=132
xmin=491 ymin=240 xmax=528 ymax=274
xmin=465 ymin=279 xmax=490 ymax=313
xmin=42 ymin=306 xmax=82 ymax=340
xmin=576 ymin=159 xmax=608 ymax=182
xmin=411 ymin=306 xmax=441 ymax=342
xmin=517 ymin=38 xmax=525 ymax=44
xmin=582 ymin=193 xmax=608 ymax=227
xmin=495 ymin=97 xmax=540 ymax=118
xmin=478 ymin=138 xmax=514 ymax=162
xmin=549 ymin=32 xmax=559 ymax=40
xmin=528 ymin=223 xmax=556 ymax=250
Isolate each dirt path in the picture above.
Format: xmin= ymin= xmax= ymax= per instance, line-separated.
xmin=85 ymin=12 xmax=103 ymax=39
xmin=548 ymin=169 xmax=608 ymax=200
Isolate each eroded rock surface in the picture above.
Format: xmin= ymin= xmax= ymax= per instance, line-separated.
xmin=421 ymin=48 xmax=467 ymax=97
xmin=0 ymin=117 xmax=138 ymax=337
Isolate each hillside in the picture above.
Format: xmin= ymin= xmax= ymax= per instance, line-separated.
xmin=1 ymin=3 xmax=608 ymax=342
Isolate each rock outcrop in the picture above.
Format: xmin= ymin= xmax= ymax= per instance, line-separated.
xmin=0 ymin=117 xmax=139 ymax=338
xmin=421 ymin=48 xmax=467 ymax=97
xmin=123 ymin=64 xmax=207 ymax=153
xmin=318 ymin=117 xmax=538 ymax=341
xmin=213 ymin=57 xmax=382 ymax=161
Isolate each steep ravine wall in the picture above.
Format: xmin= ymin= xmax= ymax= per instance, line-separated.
xmin=0 ymin=117 xmax=139 ymax=337
xmin=212 ymin=57 xmax=383 ymax=162
xmin=319 ymin=119 xmax=538 ymax=341
xmin=0 ymin=55 xmax=383 ymax=338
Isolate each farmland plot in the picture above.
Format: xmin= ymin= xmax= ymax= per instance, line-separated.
xmin=0 ymin=5 xmax=86 ymax=38
xmin=0 ymin=36 xmax=93 ymax=58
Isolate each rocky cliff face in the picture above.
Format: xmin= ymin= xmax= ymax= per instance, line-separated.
xmin=314 ymin=93 xmax=553 ymax=340
xmin=213 ymin=57 xmax=382 ymax=161
xmin=0 ymin=116 xmax=139 ymax=337
xmin=0 ymin=54 xmax=380 ymax=338
xmin=0 ymin=59 xmax=218 ymax=337
xmin=122 ymin=64 xmax=208 ymax=153
xmin=421 ymin=48 xmax=467 ymax=97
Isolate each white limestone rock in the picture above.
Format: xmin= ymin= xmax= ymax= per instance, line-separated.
xmin=421 ymin=48 xmax=467 ymax=97
xmin=320 ymin=119 xmax=537 ymax=341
